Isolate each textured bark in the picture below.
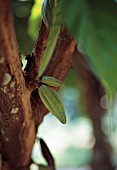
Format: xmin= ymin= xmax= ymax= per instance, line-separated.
xmin=0 ymin=1 xmax=36 ymax=169
xmin=0 ymin=1 xmax=76 ymax=169
xmin=33 ymin=21 xmax=50 ymax=78
xmin=25 ymin=21 xmax=50 ymax=83
xmin=73 ymin=51 xmax=114 ymax=170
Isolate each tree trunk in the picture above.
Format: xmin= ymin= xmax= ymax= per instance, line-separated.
xmin=0 ymin=1 xmax=36 ymax=169
xmin=73 ymin=51 xmax=114 ymax=170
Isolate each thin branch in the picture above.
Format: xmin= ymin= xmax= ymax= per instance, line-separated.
xmin=33 ymin=21 xmax=50 ymax=77
xmin=24 ymin=21 xmax=50 ymax=84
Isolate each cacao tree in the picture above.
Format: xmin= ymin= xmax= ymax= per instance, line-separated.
xmin=0 ymin=0 xmax=117 ymax=170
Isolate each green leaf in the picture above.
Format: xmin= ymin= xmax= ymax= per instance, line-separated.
xmin=38 ymin=85 xmax=66 ymax=124
xmin=28 ymin=0 xmax=43 ymax=40
xmin=42 ymin=76 xmax=64 ymax=87
xmin=62 ymin=0 xmax=117 ymax=98
xmin=42 ymin=0 xmax=55 ymax=28
xmin=38 ymin=0 xmax=63 ymax=77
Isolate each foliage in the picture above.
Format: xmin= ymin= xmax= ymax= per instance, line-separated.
xmin=62 ymin=0 xmax=117 ymax=98
xmin=14 ymin=0 xmax=117 ymax=99
xmin=28 ymin=0 xmax=43 ymax=40
xmin=38 ymin=77 xmax=66 ymax=124
xmin=39 ymin=0 xmax=63 ymax=77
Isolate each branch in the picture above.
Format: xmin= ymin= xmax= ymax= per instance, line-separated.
xmin=0 ymin=1 xmax=36 ymax=169
xmin=31 ymin=25 xmax=77 ymax=124
xmin=33 ymin=21 xmax=50 ymax=77
xmin=24 ymin=21 xmax=50 ymax=86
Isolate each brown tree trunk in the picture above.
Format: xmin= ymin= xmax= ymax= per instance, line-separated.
xmin=73 ymin=51 xmax=114 ymax=170
xmin=0 ymin=1 xmax=36 ymax=169
xmin=0 ymin=1 xmax=76 ymax=169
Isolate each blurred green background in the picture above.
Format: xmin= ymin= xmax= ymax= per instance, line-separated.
xmin=11 ymin=0 xmax=117 ymax=169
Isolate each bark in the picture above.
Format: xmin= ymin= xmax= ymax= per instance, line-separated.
xmin=0 ymin=1 xmax=36 ymax=169
xmin=0 ymin=1 xmax=76 ymax=169
xmin=25 ymin=21 xmax=50 ymax=83
xmin=73 ymin=51 xmax=114 ymax=170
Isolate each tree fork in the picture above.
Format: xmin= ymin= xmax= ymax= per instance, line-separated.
xmin=0 ymin=1 xmax=77 ymax=169
xmin=30 ymin=25 xmax=77 ymax=124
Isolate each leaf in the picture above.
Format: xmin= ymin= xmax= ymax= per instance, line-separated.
xmin=62 ymin=0 xmax=117 ymax=98
xmin=40 ymin=138 xmax=55 ymax=168
xmin=38 ymin=0 xmax=63 ymax=77
xmin=38 ymin=85 xmax=66 ymax=124
xmin=42 ymin=0 xmax=55 ymax=28
xmin=42 ymin=76 xmax=64 ymax=87
xmin=28 ymin=0 xmax=43 ymax=40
